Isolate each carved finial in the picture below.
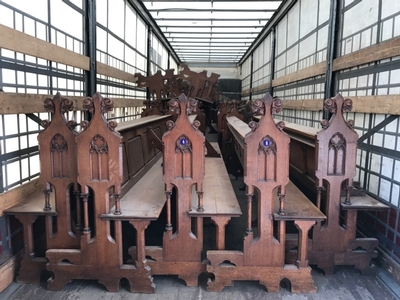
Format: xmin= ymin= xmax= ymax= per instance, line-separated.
xmin=347 ymin=119 xmax=354 ymax=128
xmin=192 ymin=120 xmax=201 ymax=131
xmin=342 ymin=97 xmax=353 ymax=113
xmin=60 ymin=97 xmax=74 ymax=114
xmin=248 ymin=120 xmax=258 ymax=132
xmin=252 ymin=98 xmax=265 ymax=115
xmin=82 ymin=97 xmax=94 ymax=113
xmin=80 ymin=120 xmax=89 ymax=130
xmin=187 ymin=98 xmax=197 ymax=115
xmin=44 ymin=97 xmax=55 ymax=113
xmin=320 ymin=119 xmax=329 ymax=129
xmin=324 ymin=97 xmax=337 ymax=114
xmin=108 ymin=120 xmax=118 ymax=131
xmin=276 ymin=121 xmax=285 ymax=131
xmin=271 ymin=97 xmax=283 ymax=114
xmin=168 ymin=93 xmax=197 ymax=116
xmin=41 ymin=120 xmax=50 ymax=129
xmin=101 ymin=97 xmax=114 ymax=114
xmin=166 ymin=120 xmax=175 ymax=131
xmin=67 ymin=120 xmax=78 ymax=130
xmin=168 ymin=98 xmax=180 ymax=114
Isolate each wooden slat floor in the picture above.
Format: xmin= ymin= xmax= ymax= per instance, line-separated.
xmin=1 ymin=267 xmax=397 ymax=300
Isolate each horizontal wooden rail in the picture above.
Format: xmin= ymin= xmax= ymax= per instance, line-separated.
xmin=272 ymin=62 xmax=326 ymax=88
xmin=0 ymin=25 xmax=138 ymax=83
xmin=0 ymin=24 xmax=90 ymax=71
xmin=332 ymin=36 xmax=400 ymax=72
xmin=0 ymin=93 xmax=145 ymax=114
xmin=280 ymin=95 xmax=400 ymax=114
xmin=244 ymin=36 xmax=400 ymax=104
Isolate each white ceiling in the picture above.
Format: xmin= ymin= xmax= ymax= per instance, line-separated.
xmin=140 ymin=0 xmax=283 ymax=66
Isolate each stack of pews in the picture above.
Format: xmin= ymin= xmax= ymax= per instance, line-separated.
xmin=218 ymin=93 xmax=389 ymax=280
xmin=4 ymin=61 xmax=389 ymax=295
xmin=209 ymin=94 xmax=325 ymax=293
xmin=280 ymin=94 xmax=389 ymax=275
xmin=4 ymin=91 xmax=243 ymax=293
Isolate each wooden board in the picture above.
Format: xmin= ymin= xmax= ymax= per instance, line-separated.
xmin=116 ymin=115 xmax=170 ymax=132
xmin=4 ymin=189 xmax=56 ymax=216
xmin=0 ymin=250 xmax=23 ymax=292
xmin=333 ymin=36 xmax=400 ymax=72
xmin=283 ymin=122 xmax=319 ymax=139
xmin=282 ymin=122 xmax=318 ymax=148
xmin=100 ymin=158 xmax=165 ymax=220
xmin=189 ymin=153 xmax=241 ymax=217
xmin=272 ymin=62 xmax=326 ymax=88
xmin=274 ymin=181 xmax=325 ymax=221
xmin=226 ymin=116 xmax=251 ymax=139
xmin=0 ymin=24 xmax=89 ymax=70
xmin=0 ymin=179 xmax=41 ymax=215
xmin=96 ymin=62 xmax=138 ymax=83
xmin=341 ymin=195 xmax=390 ymax=211
xmin=0 ymin=93 xmax=144 ymax=114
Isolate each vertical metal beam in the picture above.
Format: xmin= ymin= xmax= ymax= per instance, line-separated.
xmin=47 ymin=0 xmax=53 ymax=94
xmin=249 ymin=52 xmax=254 ymax=101
xmin=324 ymin=0 xmax=340 ymax=119
xmin=85 ymin=0 xmax=97 ymax=98
xmin=146 ymin=27 xmax=152 ymax=100
xmin=269 ymin=27 xmax=276 ymax=96
xmin=362 ymin=0 xmax=383 ymax=190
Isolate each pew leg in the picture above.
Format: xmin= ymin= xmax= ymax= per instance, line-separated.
xmin=210 ymin=216 xmax=231 ymax=250
xmin=15 ymin=215 xmax=47 ymax=283
xmin=294 ymin=220 xmax=315 ymax=268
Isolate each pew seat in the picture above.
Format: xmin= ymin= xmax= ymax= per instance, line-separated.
xmin=4 ymin=189 xmax=56 ymax=216
xmin=100 ymin=158 xmax=164 ymax=220
xmin=189 ymin=143 xmax=241 ymax=218
xmin=274 ymin=181 xmax=325 ymax=221
xmin=4 ymin=189 xmax=56 ymax=284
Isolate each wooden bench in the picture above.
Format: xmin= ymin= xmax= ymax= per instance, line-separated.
xmin=4 ymin=190 xmax=56 ymax=283
xmin=4 ymin=93 xmax=80 ymax=284
xmin=275 ymin=94 xmax=390 ymax=275
xmin=216 ymin=100 xmax=245 ymax=177
xmin=4 ymin=92 xmax=177 ymax=292
xmin=43 ymin=93 xmax=179 ymax=293
xmin=206 ymin=93 xmax=324 ymax=294
xmin=130 ymin=94 xmax=241 ymax=287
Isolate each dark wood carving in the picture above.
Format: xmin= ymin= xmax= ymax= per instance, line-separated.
xmin=179 ymin=64 xmax=220 ymax=102
xmin=283 ymin=94 xmax=389 ymax=275
xmin=45 ymin=93 xmax=154 ymax=293
xmin=312 ymin=94 xmax=384 ymax=274
xmin=217 ymin=100 xmax=245 ymax=177
xmin=38 ymin=93 xmax=81 ymax=248
xmin=207 ymin=94 xmax=318 ymax=293
xmin=144 ymin=93 xmax=206 ymax=285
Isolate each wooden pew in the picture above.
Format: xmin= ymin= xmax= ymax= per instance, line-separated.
xmin=5 ymin=92 xmax=172 ymax=292
xmin=217 ymin=100 xmax=244 ymax=177
xmin=4 ymin=93 xmax=80 ymax=283
xmin=44 ymin=93 xmax=177 ymax=293
xmin=277 ymin=94 xmax=390 ymax=275
xmin=206 ymin=94 xmax=324 ymax=293
xmin=130 ymin=94 xmax=241 ymax=286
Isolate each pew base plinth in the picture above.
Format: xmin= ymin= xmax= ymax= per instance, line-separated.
xmin=206 ymin=264 xmax=316 ymax=294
